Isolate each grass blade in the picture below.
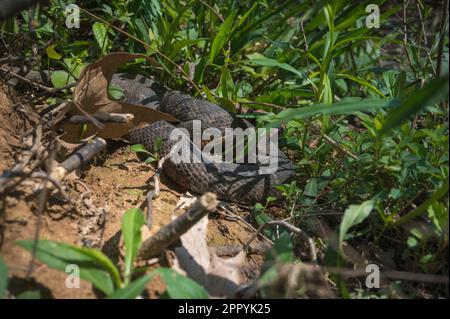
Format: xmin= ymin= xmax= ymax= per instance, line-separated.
xmin=108 ymin=274 xmax=154 ymax=299
xmin=122 ymin=208 xmax=146 ymax=285
xmin=248 ymin=56 xmax=305 ymax=78
xmin=16 ymin=240 xmax=121 ymax=295
xmin=380 ymin=75 xmax=449 ymax=134
xmin=210 ymin=12 xmax=235 ymax=64
xmin=260 ymin=98 xmax=398 ymax=128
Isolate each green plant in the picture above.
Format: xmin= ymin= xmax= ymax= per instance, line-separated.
xmin=130 ymin=140 xmax=162 ymax=164
xmin=16 ymin=208 xmax=207 ymax=298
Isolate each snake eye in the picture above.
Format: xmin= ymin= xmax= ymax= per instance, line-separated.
xmin=55 ymin=126 xmax=65 ymax=134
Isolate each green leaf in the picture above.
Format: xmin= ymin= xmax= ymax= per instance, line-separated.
xmin=108 ymin=274 xmax=154 ymax=299
xmin=130 ymin=144 xmax=151 ymax=155
xmin=0 ymin=256 xmax=8 ymax=299
xmin=321 ymin=73 xmax=333 ymax=104
xmin=144 ymin=156 xmax=157 ymax=164
xmin=16 ymin=240 xmax=121 ymax=295
xmin=170 ymin=38 xmax=207 ymax=58
xmin=336 ymin=74 xmax=386 ymax=98
xmin=134 ymin=18 xmax=150 ymax=44
xmin=92 ymin=22 xmax=109 ymax=54
xmin=339 ymin=200 xmax=375 ymax=252
xmin=265 ymin=232 xmax=293 ymax=264
xmin=153 ymin=268 xmax=208 ymax=299
xmin=108 ymin=84 xmax=124 ymax=100
xmin=122 ymin=208 xmax=146 ymax=284
xmin=249 ymin=57 xmax=305 ymax=78
xmin=235 ymin=2 xmax=259 ymax=30
xmin=45 ymin=45 xmax=62 ymax=60
xmin=254 ymin=212 xmax=277 ymax=240
xmin=304 ymin=178 xmax=318 ymax=198
xmin=219 ymin=67 xmax=234 ymax=99
xmin=193 ymin=56 xmax=208 ymax=85
xmin=50 ymin=70 xmax=75 ymax=89
xmin=380 ymin=75 xmax=449 ymax=134
xmin=260 ymin=98 xmax=398 ymax=128
xmin=210 ymin=13 xmax=235 ymax=63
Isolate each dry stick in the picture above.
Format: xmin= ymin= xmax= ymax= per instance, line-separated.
xmin=138 ymin=192 xmax=218 ymax=260
xmin=12 ymin=83 xmax=76 ymax=110
xmin=416 ymin=2 xmax=437 ymax=76
xmin=436 ymin=0 xmax=449 ymax=77
xmin=213 ymin=242 xmax=271 ymax=257
xmin=239 ymin=100 xmax=286 ymax=111
xmin=310 ymin=124 xmax=358 ymax=160
xmin=217 ymin=203 xmax=273 ymax=245
xmin=145 ymin=155 xmax=168 ymax=228
xmin=243 ymin=219 xmax=317 ymax=263
xmin=401 ymin=0 xmax=420 ymax=81
xmin=198 ymin=0 xmax=224 ymax=22
xmin=50 ymin=138 xmax=107 ymax=182
xmin=307 ymin=216 xmax=367 ymax=268
xmin=68 ymin=113 xmax=134 ymax=125
xmin=25 ymin=181 xmax=48 ymax=278
xmin=324 ymin=266 xmax=449 ymax=285
xmin=0 ymin=55 xmax=38 ymax=65
xmin=26 ymin=150 xmax=55 ymax=279
xmin=0 ymin=66 xmax=54 ymax=92
xmin=40 ymin=100 xmax=70 ymax=117
xmin=0 ymin=127 xmax=46 ymax=193
xmin=72 ymin=101 xmax=104 ymax=130
xmin=30 ymin=172 xmax=71 ymax=200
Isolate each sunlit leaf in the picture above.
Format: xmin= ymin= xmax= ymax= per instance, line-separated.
xmin=108 ymin=274 xmax=154 ymax=299
xmin=210 ymin=13 xmax=235 ymax=63
xmin=154 ymin=268 xmax=208 ymax=299
xmin=16 ymin=240 xmax=121 ymax=295
xmin=339 ymin=201 xmax=375 ymax=252
xmin=122 ymin=208 xmax=146 ymax=284
xmin=92 ymin=22 xmax=109 ymax=54
xmin=46 ymin=45 xmax=62 ymax=60
xmin=249 ymin=56 xmax=305 ymax=78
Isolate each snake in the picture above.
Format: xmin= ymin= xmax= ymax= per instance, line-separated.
xmin=111 ymin=73 xmax=295 ymax=204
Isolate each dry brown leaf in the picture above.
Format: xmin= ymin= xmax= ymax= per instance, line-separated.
xmin=60 ymin=52 xmax=178 ymax=142
xmin=173 ymin=195 xmax=246 ymax=298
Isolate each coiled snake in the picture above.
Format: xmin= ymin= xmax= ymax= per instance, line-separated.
xmin=111 ymin=73 xmax=295 ymax=204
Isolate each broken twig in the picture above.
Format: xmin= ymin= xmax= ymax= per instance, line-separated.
xmin=49 ymin=138 xmax=107 ymax=182
xmin=213 ymin=242 xmax=271 ymax=257
xmin=138 ymin=192 xmax=218 ymax=260
xmin=243 ymin=219 xmax=318 ymax=263
xmin=145 ymin=155 xmax=168 ymax=228
xmin=68 ymin=113 xmax=134 ymax=125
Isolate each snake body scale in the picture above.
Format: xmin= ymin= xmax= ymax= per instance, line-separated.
xmin=111 ymin=73 xmax=295 ymax=204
